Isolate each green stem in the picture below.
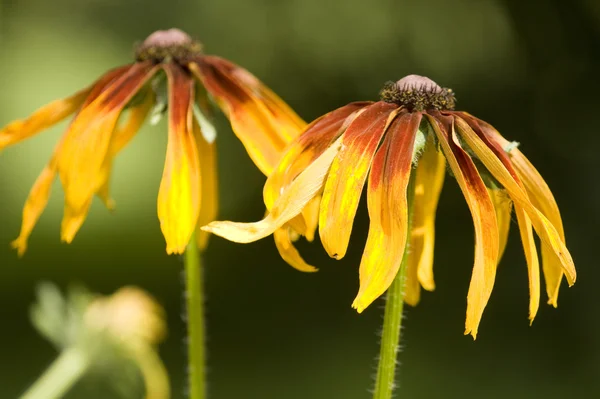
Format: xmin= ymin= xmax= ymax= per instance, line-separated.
xmin=20 ymin=347 xmax=89 ymax=399
xmin=373 ymin=178 xmax=415 ymax=399
xmin=184 ymin=233 xmax=206 ymax=399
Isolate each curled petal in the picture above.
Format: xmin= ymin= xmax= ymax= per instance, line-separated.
xmin=406 ymin=134 xmax=446 ymax=305
xmin=514 ymin=205 xmax=541 ymax=323
xmin=319 ymin=102 xmax=399 ymax=260
xmin=193 ymin=119 xmax=219 ymax=251
xmin=428 ymin=114 xmax=499 ymax=339
xmin=352 ymin=112 xmax=421 ymax=312
xmin=274 ymin=227 xmax=318 ymax=272
xmin=58 ymin=62 xmax=157 ymax=212
xmin=0 ymin=66 xmax=130 ymax=150
xmin=202 ymin=136 xmax=343 ymax=243
xmin=454 ymin=118 xmax=575 ymax=288
xmin=157 ymin=65 xmax=201 ymax=255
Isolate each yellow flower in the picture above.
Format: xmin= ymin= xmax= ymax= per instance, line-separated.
xmin=1 ymin=28 xmax=305 ymax=255
xmin=203 ymin=75 xmax=576 ymax=338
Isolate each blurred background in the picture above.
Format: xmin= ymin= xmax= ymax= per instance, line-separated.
xmin=1 ymin=0 xmax=599 ymax=397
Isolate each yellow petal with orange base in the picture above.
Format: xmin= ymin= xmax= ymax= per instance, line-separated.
xmin=352 ymin=112 xmax=421 ymax=312
xmin=60 ymin=91 xmax=155 ymax=243
xmin=202 ymin=136 xmax=343 ymax=243
xmin=488 ymin=128 xmax=566 ymax=307
xmin=428 ymin=114 xmax=499 ymax=339
xmin=319 ymin=102 xmax=399 ymax=260
xmin=58 ymin=62 xmax=157 ymax=213
xmin=158 ymin=65 xmax=201 ymax=255
xmin=0 ymin=66 xmax=130 ymax=150
xmin=404 ymin=134 xmax=446 ymax=306
xmin=454 ymin=119 xmax=575 ymax=288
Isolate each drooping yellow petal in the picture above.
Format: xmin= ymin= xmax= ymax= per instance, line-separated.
xmin=157 ymin=65 xmax=201 ymax=255
xmin=60 ymin=91 xmax=155 ymax=243
xmin=0 ymin=66 xmax=130 ymax=150
xmin=11 ymin=166 xmax=57 ymax=256
xmin=58 ymin=62 xmax=158 ymax=213
xmin=487 ymin=188 xmax=512 ymax=263
xmin=202 ymin=136 xmax=343 ymax=243
xmin=273 ymin=227 xmax=318 ymax=272
xmin=457 ymin=114 xmax=568 ymax=306
xmin=428 ymin=114 xmax=499 ymax=339
xmin=319 ymin=102 xmax=399 ymax=260
xmin=514 ymin=206 xmax=540 ymax=323
xmin=192 ymin=118 xmax=219 ymax=251
xmin=454 ymin=118 xmax=575 ymax=289
xmin=405 ymin=134 xmax=446 ymax=306
xmin=262 ymin=103 xmax=368 ymax=239
xmin=352 ymin=112 xmax=421 ymax=312
xmin=97 ymin=90 xmax=155 ymax=210
xmin=190 ymin=58 xmax=300 ymax=175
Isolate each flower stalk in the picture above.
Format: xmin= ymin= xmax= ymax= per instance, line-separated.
xmin=20 ymin=348 xmax=89 ymax=399
xmin=373 ymin=176 xmax=415 ymax=399
xmin=184 ymin=233 xmax=206 ymax=399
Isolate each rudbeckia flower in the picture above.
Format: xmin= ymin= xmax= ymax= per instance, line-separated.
xmin=203 ymin=75 xmax=577 ymax=338
xmin=0 ymin=28 xmax=305 ymax=255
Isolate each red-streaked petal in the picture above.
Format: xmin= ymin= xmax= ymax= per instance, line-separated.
xmin=351 ymin=111 xmax=421 ymax=312
xmin=274 ymin=227 xmax=318 ymax=272
xmin=263 ymin=102 xmax=371 ymax=210
xmin=200 ymin=56 xmax=306 ymax=142
xmin=454 ymin=118 xmax=576 ymax=289
xmin=193 ymin=118 xmax=219 ymax=251
xmin=475 ymin=121 xmax=567 ymax=307
xmin=0 ymin=65 xmax=131 ymax=150
xmin=319 ymin=102 xmax=399 ymax=260
xmin=405 ymin=134 xmax=446 ymax=305
xmin=428 ymin=114 xmax=499 ymax=339
xmin=190 ymin=59 xmax=298 ymax=175
xmin=157 ymin=65 xmax=201 ymax=255
xmin=57 ymin=62 xmax=157 ymax=212
xmin=202 ymin=136 xmax=343 ymax=243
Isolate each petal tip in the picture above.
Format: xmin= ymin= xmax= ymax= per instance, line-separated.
xmin=10 ymin=239 xmax=27 ymax=258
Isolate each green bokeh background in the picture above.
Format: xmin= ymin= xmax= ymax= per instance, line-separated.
xmin=1 ymin=0 xmax=599 ymax=398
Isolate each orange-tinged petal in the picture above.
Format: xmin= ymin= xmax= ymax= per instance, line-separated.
xmin=428 ymin=114 xmax=499 ymax=339
xmin=454 ymin=118 xmax=576 ymax=288
xmin=319 ymin=102 xmax=399 ymax=260
xmin=193 ymin=118 xmax=219 ymax=251
xmin=263 ymin=102 xmax=369 ymax=210
xmin=11 ymin=166 xmax=57 ymax=256
xmin=352 ymin=112 xmax=421 ymax=312
xmin=58 ymin=62 xmax=157 ymax=212
xmin=158 ymin=65 xmax=201 ymax=255
xmin=274 ymin=227 xmax=318 ymax=272
xmin=59 ymin=90 xmax=155 ymax=243
xmin=407 ymin=134 xmax=446 ymax=303
xmin=204 ymin=56 xmax=305 ymax=142
xmin=489 ymin=129 xmax=565 ymax=306
xmin=487 ymin=188 xmax=512 ymax=263
xmin=0 ymin=65 xmax=130 ymax=150
xmin=190 ymin=59 xmax=293 ymax=175
xmin=97 ymin=89 xmax=155 ymax=209
xmin=202 ymin=136 xmax=343 ymax=243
